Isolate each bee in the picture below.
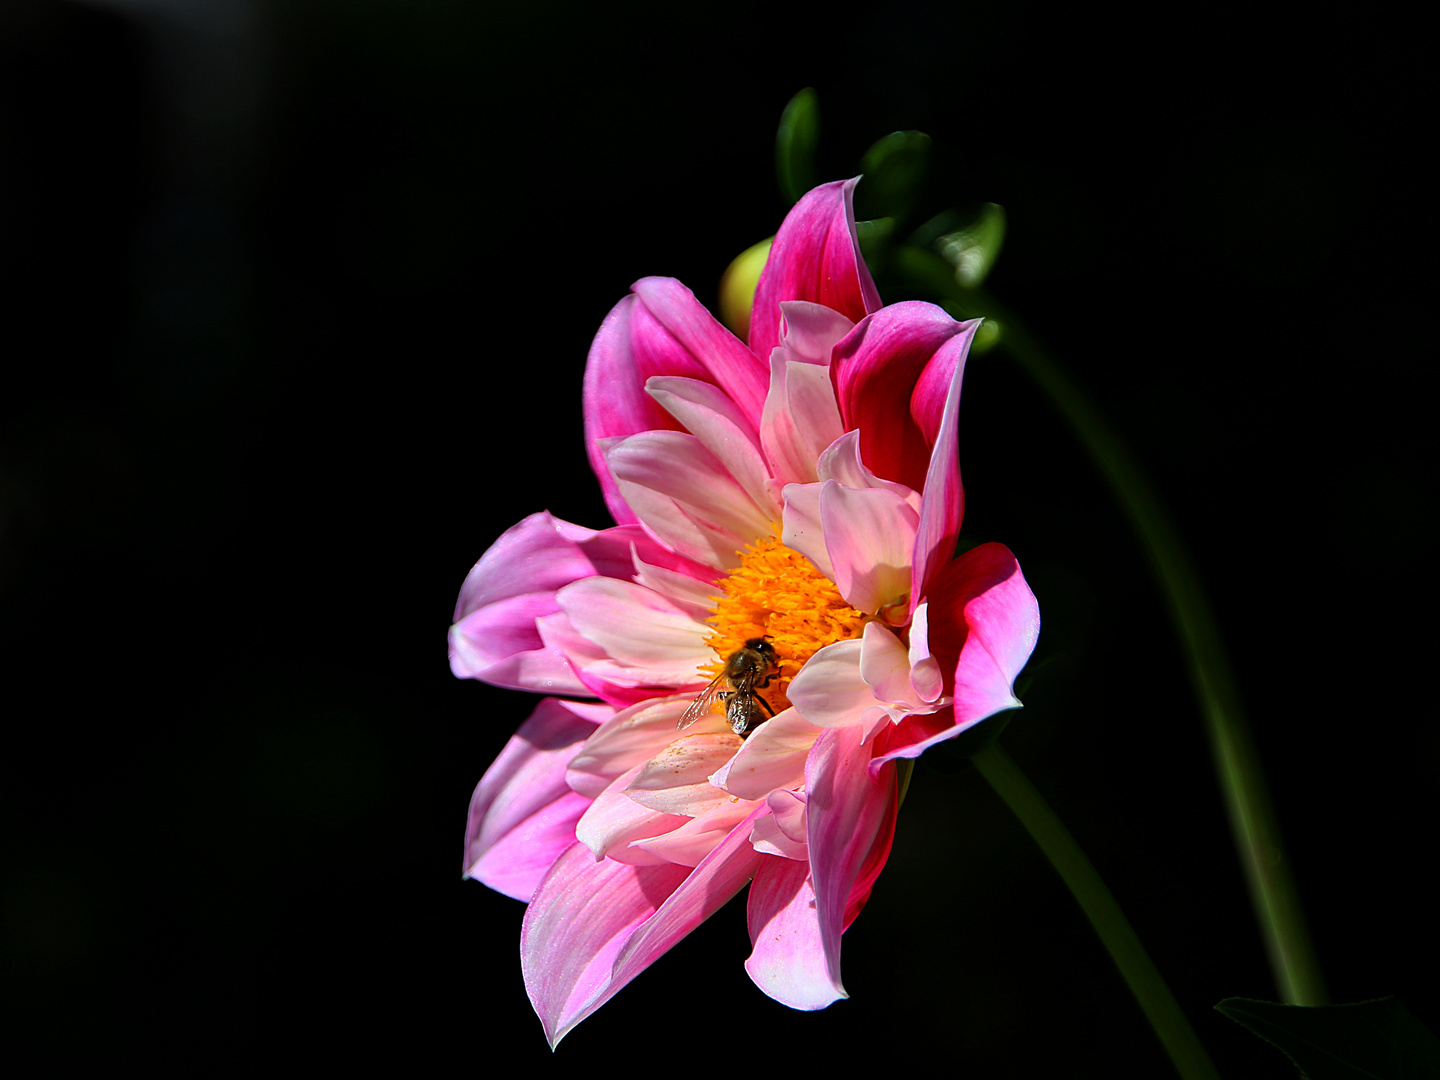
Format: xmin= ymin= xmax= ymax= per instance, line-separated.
xmin=677 ymin=637 xmax=781 ymax=737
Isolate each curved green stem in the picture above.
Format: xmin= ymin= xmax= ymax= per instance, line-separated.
xmin=973 ymin=743 xmax=1222 ymax=1080
xmin=912 ymin=254 xmax=1324 ymax=1006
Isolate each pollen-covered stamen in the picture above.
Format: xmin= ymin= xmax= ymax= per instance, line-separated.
xmin=699 ymin=535 xmax=871 ymax=716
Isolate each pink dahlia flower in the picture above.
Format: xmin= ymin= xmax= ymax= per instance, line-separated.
xmin=451 ymin=179 xmax=1040 ymax=1046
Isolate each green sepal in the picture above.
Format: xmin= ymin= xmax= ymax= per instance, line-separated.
xmin=917 ymin=201 xmax=1006 ymax=289
xmin=775 ymin=88 xmax=820 ymax=206
xmin=855 ymin=130 xmax=931 ymax=227
xmin=1215 ymin=996 xmax=1440 ymax=1079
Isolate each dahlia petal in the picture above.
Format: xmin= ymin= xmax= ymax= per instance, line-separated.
xmin=630 ymin=551 xmax=718 ymax=622
xmin=858 ymin=621 xmax=923 ymax=708
xmin=469 ymin=791 xmax=591 ymax=901
xmin=574 ymin=762 xmax=690 ymax=866
xmin=907 ymin=601 xmax=945 ymax=704
xmin=831 ymin=301 xmax=968 ymax=491
xmin=820 ymin=481 xmax=918 ymax=616
xmin=762 ymin=358 xmax=846 ymax=490
xmin=630 ymin=799 xmax=762 ymax=867
xmin=625 ymin=732 xmax=746 ymax=816
xmin=532 ymin=806 xmax=766 ymax=1046
xmin=749 ymin=178 xmax=881 ymax=366
xmin=521 ymin=842 xmax=690 ymax=1048
xmin=583 ymin=296 xmax=698 ymax=525
xmin=463 ymin=697 xmax=608 ymax=878
xmin=711 ymin=707 xmax=821 ymax=799
xmin=536 ymin=611 xmax=676 ymax=707
xmin=631 ymin=277 xmax=769 ymax=427
xmin=567 ymin=697 xmax=726 ymax=800
xmin=805 ymin=725 xmax=899 ymax=996
xmin=779 ymin=481 xmax=833 ymax=581
xmin=775 ymin=300 xmax=856 ymax=365
xmin=872 ymin=543 xmax=1040 ymax=768
xmin=910 ymin=321 xmax=981 ymax=614
xmin=452 ymin=512 xmax=601 ymax=620
xmin=943 ymin=543 xmax=1040 ymax=727
xmin=448 ymin=592 xmax=588 ymax=694
xmin=556 ymin=576 xmax=712 ymax=684
xmin=609 ymin=430 xmax=775 ymax=567
xmin=745 ymin=857 xmax=844 ymax=1009
xmin=750 ymin=813 xmax=807 ymax=860
xmin=785 ymin=640 xmax=873 ymax=730
xmin=603 ymin=804 xmax=766 ymax=1012
xmin=647 ymin=375 xmax=779 ymax=518
xmin=815 ymin=430 xmax=922 ymax=510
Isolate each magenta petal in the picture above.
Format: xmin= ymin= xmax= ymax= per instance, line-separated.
xmin=449 ymin=592 xmax=586 ymax=694
xmin=469 ymin=790 xmax=591 ymax=901
xmin=521 ymin=842 xmax=690 ymax=1047
xmin=804 ymin=726 xmax=900 ymax=995
xmin=526 ymin=805 xmax=766 ymax=1046
xmin=749 ymin=178 xmax=881 ymax=366
xmin=745 ymin=857 xmax=845 ymax=1010
xmin=874 ymin=543 xmax=1040 ymax=768
xmin=631 ymin=278 xmax=769 ymax=427
xmin=909 ymin=320 xmax=981 ymax=614
xmin=462 ymin=698 xmax=608 ymax=882
xmin=830 ymin=301 xmax=968 ymax=491
xmin=584 ymin=296 xmax=696 ymax=525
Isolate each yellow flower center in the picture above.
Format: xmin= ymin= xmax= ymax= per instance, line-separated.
xmin=699 ymin=535 xmax=870 ymax=715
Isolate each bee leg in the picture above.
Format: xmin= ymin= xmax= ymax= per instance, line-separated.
xmin=753 ymin=693 xmax=775 ymax=718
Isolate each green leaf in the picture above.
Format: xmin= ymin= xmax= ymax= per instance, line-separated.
xmin=856 ymin=130 xmax=931 ymax=226
xmin=929 ymin=201 xmax=1006 ymax=289
xmin=775 ymin=88 xmax=820 ymax=206
xmin=1216 ymin=996 xmax=1440 ymax=1079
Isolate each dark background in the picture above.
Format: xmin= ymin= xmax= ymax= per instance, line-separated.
xmin=3 ymin=0 xmax=1432 ymax=1074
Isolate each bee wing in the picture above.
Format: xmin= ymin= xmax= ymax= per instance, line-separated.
xmin=677 ymin=673 xmax=729 ymax=730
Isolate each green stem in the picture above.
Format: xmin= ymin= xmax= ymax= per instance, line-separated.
xmin=915 ymin=256 xmax=1324 ymax=1006
xmin=973 ymin=743 xmax=1222 ymax=1080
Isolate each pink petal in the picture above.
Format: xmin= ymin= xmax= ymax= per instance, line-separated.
xmin=910 ymin=321 xmax=981 ymax=616
xmin=785 ymin=640 xmax=872 ymax=730
xmin=647 ymin=376 xmax=780 ymax=518
xmin=745 ymin=857 xmax=845 ymax=1010
xmin=529 ymin=805 xmax=766 ymax=1046
xmin=820 ymin=481 xmax=918 ymax=616
xmin=448 ymin=592 xmax=586 ymax=694
xmin=749 ymin=178 xmax=881 ymax=367
xmin=583 ymin=295 xmax=701 ymax=526
xmin=451 ymin=513 xmax=701 ymax=691
xmin=567 ymin=696 xmax=727 ymax=799
xmin=814 ymin=430 xmax=921 ymax=509
xmin=805 ymin=725 xmax=900 ymax=993
xmin=608 ymin=430 xmax=774 ymax=568
xmin=775 ymin=300 xmax=856 ymax=365
xmin=625 ymin=732 xmax=745 ymax=816
xmin=574 ymin=761 xmax=691 ymax=866
xmin=906 ymin=601 xmax=945 ymax=704
xmin=556 ymin=575 xmax=711 ymax=685
xmin=761 ymin=357 xmax=846 ymax=490
xmin=858 ymin=621 xmax=921 ymax=708
xmin=941 ymin=543 xmax=1040 ymax=727
xmin=830 ymin=301 xmax=968 ymax=491
xmin=463 ymin=697 xmax=608 ymax=879
xmin=873 ymin=543 xmax=1040 ymax=768
xmin=749 ymin=789 xmax=809 ymax=859
xmin=630 ymin=799 xmax=762 ymax=866
xmin=521 ymin=842 xmax=690 ymax=1047
xmin=468 ymin=791 xmax=591 ymax=902
xmin=711 ymin=706 xmax=821 ymax=799
xmin=778 ymin=481 xmax=832 ymax=581
xmin=631 ymin=277 xmax=769 ymax=427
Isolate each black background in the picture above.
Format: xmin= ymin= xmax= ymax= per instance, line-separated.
xmin=2 ymin=1 xmax=1433 ymax=1075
